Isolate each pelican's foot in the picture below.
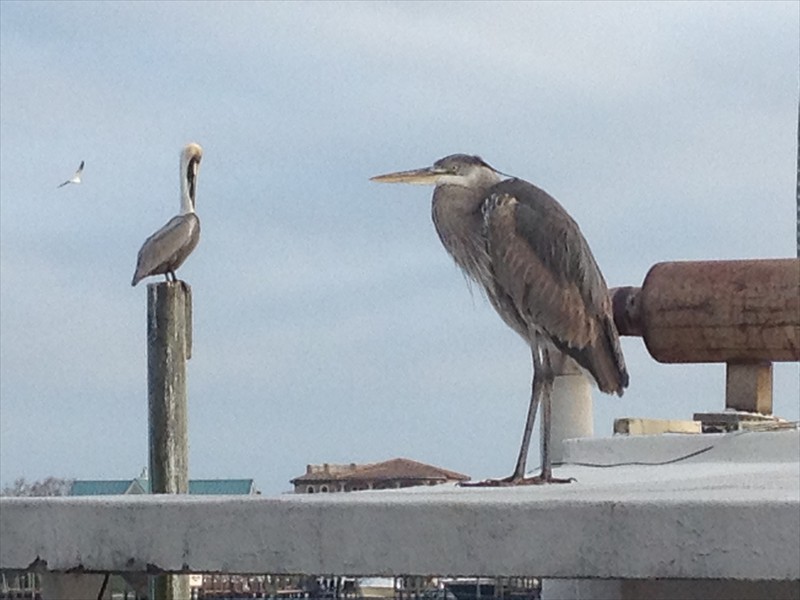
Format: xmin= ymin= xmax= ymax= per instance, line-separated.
xmin=459 ymin=474 xmax=575 ymax=487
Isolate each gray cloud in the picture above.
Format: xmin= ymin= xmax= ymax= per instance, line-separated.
xmin=1 ymin=1 xmax=797 ymax=493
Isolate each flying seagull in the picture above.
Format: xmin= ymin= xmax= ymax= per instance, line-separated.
xmin=131 ymin=143 xmax=203 ymax=286
xmin=57 ymin=161 xmax=84 ymax=188
xmin=372 ymin=154 xmax=628 ymax=485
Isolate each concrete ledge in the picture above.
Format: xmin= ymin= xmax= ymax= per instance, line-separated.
xmin=2 ymin=430 xmax=798 ymax=581
xmin=563 ymin=427 xmax=799 ymax=465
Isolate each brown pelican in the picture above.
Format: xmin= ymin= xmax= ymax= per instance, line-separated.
xmin=57 ymin=160 xmax=84 ymax=188
xmin=131 ymin=143 xmax=203 ymax=286
xmin=372 ymin=154 xmax=628 ymax=485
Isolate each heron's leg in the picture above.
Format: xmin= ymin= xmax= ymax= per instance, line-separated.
xmin=509 ymin=345 xmax=544 ymax=481
xmin=459 ymin=343 xmax=572 ymax=487
xmin=539 ymin=348 xmax=555 ymax=481
xmin=511 ymin=346 xmax=572 ymax=485
xmin=534 ymin=349 xmax=573 ymax=484
xmin=460 ymin=346 xmax=542 ymax=487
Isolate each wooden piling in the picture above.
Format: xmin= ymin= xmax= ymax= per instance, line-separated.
xmin=725 ymin=361 xmax=774 ymax=415
xmin=147 ymin=281 xmax=190 ymax=494
xmin=147 ymin=281 xmax=191 ymax=600
xmin=611 ymin=259 xmax=800 ymax=363
xmin=609 ymin=258 xmax=799 ymax=418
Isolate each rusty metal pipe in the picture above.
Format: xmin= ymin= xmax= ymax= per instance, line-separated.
xmin=610 ymin=258 xmax=799 ymax=364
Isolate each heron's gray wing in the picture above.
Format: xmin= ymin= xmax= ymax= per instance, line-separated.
xmin=484 ymin=179 xmax=627 ymax=393
xmin=132 ymin=214 xmax=199 ymax=285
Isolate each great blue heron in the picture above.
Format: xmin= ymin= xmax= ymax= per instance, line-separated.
xmin=371 ymin=154 xmax=629 ymax=485
xmin=131 ymin=143 xmax=203 ymax=286
xmin=57 ymin=160 xmax=84 ymax=188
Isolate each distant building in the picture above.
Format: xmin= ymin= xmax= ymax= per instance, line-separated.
xmin=69 ymin=472 xmax=257 ymax=496
xmin=70 ymin=479 xmax=149 ymax=496
xmin=290 ymin=457 xmax=470 ymax=493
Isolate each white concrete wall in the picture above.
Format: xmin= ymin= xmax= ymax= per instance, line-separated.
xmin=2 ymin=430 xmax=797 ymax=600
xmin=620 ymin=579 xmax=800 ymax=600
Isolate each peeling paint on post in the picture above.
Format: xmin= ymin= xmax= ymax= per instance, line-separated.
xmin=147 ymin=281 xmax=191 ymax=600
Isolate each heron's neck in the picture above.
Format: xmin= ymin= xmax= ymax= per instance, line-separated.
xmin=432 ymin=180 xmax=497 ymax=278
xmin=432 ymin=170 xmax=499 ymax=225
xmin=433 ymin=182 xmax=486 ymax=216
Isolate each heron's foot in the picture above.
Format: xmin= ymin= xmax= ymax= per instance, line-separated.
xmin=514 ymin=474 xmax=575 ymax=485
xmin=459 ymin=473 xmax=575 ymax=487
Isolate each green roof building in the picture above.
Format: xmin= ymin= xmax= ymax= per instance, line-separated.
xmin=69 ymin=473 xmax=256 ymax=496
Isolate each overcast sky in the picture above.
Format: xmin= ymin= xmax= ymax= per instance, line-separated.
xmin=1 ymin=1 xmax=798 ymax=495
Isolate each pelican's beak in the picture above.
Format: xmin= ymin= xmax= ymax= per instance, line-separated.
xmin=183 ymin=145 xmax=202 ymax=206
xmin=370 ymin=166 xmax=447 ymax=185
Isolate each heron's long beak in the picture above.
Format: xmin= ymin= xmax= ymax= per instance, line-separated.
xmin=370 ymin=166 xmax=445 ymax=185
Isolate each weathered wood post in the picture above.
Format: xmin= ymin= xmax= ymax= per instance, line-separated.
xmin=611 ymin=258 xmax=800 ymax=430
xmin=147 ymin=280 xmax=192 ymax=600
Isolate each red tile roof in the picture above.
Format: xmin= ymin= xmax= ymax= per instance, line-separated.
xmin=291 ymin=458 xmax=469 ymax=484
